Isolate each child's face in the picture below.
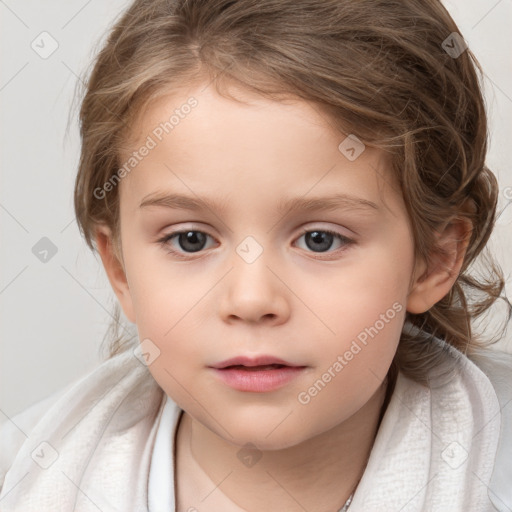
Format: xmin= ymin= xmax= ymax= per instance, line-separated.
xmin=111 ymin=82 xmax=420 ymax=449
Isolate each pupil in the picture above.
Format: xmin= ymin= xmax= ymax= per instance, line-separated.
xmin=306 ymin=231 xmax=333 ymax=252
xmin=180 ymin=231 xmax=206 ymax=252
xmin=176 ymin=230 xmax=334 ymax=254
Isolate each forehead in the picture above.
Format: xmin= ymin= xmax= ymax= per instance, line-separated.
xmin=117 ymin=82 xmax=402 ymax=218
xmin=123 ymin=82 xmax=337 ymax=156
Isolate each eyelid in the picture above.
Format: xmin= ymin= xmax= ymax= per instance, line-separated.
xmin=156 ymin=223 xmax=355 ymax=260
xmin=156 ymin=223 xmax=353 ymax=243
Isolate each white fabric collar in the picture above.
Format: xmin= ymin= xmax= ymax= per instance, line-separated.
xmin=350 ymin=353 xmax=501 ymax=511
xmin=147 ymin=340 xmax=504 ymax=511
xmin=0 ymin=335 xmax=508 ymax=511
xmin=148 ymin=394 xmax=180 ymax=512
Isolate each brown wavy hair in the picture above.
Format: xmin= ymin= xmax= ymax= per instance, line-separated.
xmin=72 ymin=0 xmax=511 ymax=382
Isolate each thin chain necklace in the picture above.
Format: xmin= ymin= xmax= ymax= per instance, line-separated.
xmin=337 ymin=372 xmax=396 ymax=512
xmin=338 ymin=492 xmax=353 ymax=512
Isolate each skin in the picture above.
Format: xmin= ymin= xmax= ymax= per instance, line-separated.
xmin=96 ymin=81 xmax=471 ymax=511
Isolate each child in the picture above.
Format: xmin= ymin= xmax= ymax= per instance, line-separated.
xmin=1 ymin=0 xmax=511 ymax=510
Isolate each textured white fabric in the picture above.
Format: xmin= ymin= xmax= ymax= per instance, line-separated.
xmin=349 ymin=351 xmax=502 ymax=511
xmin=0 ymin=349 xmax=165 ymax=512
xmin=0 ymin=334 xmax=510 ymax=511
xmin=148 ymin=396 xmax=251 ymax=512
xmin=148 ymin=394 xmax=180 ymax=512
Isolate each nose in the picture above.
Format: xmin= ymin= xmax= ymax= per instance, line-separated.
xmin=218 ymin=253 xmax=291 ymax=326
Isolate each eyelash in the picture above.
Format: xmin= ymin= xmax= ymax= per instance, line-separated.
xmin=156 ymin=227 xmax=355 ymax=260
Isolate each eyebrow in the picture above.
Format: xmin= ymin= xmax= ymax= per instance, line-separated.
xmin=139 ymin=192 xmax=380 ymax=215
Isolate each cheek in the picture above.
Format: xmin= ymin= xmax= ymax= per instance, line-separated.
xmin=295 ymin=246 xmax=410 ymax=403
xmin=136 ymin=324 xmax=204 ymax=415
xmin=296 ymin=242 xmax=411 ymax=340
xmin=293 ymin=315 xmax=402 ymax=435
xmin=123 ymin=247 xmax=196 ymax=331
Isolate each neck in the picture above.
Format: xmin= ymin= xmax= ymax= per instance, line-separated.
xmin=178 ymin=378 xmax=390 ymax=511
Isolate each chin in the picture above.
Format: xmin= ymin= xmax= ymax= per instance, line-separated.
xmin=222 ymin=426 xmax=308 ymax=452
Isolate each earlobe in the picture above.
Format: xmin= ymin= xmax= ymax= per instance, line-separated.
xmin=406 ymin=218 xmax=472 ymax=314
xmin=95 ymin=225 xmax=136 ymax=324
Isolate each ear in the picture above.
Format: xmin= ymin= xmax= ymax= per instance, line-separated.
xmin=406 ymin=217 xmax=473 ymax=314
xmin=95 ymin=224 xmax=136 ymax=324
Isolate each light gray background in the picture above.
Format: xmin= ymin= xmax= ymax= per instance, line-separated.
xmin=1 ymin=0 xmax=511 ymax=422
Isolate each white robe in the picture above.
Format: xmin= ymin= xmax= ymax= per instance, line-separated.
xmin=1 ymin=332 xmax=511 ymax=511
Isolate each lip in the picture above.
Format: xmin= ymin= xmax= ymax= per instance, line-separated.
xmin=208 ymin=355 xmax=307 ymax=392
xmin=211 ymin=366 xmax=306 ymax=392
xmin=210 ymin=355 xmax=300 ymax=369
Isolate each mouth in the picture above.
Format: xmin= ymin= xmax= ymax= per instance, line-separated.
xmin=210 ymin=355 xmax=304 ymax=369
xmin=221 ymin=364 xmax=290 ymax=371
xmin=209 ymin=358 xmax=307 ymax=392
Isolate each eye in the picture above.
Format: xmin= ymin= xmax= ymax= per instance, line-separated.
xmin=157 ymin=230 xmax=216 ymax=259
xmin=294 ymin=228 xmax=354 ymax=257
xmin=157 ymin=227 xmax=355 ymax=259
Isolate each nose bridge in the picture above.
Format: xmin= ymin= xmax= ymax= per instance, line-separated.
xmin=231 ymin=233 xmax=277 ymax=297
xmin=218 ymin=233 xmax=290 ymax=324
xmin=235 ymin=234 xmax=266 ymax=266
